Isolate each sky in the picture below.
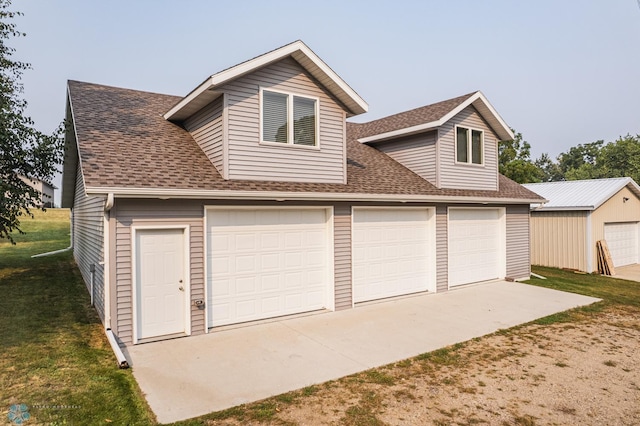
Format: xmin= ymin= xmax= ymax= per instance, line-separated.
xmin=8 ymin=0 xmax=640 ymax=204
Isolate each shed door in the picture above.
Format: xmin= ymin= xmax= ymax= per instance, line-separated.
xmin=448 ymin=208 xmax=505 ymax=287
xmin=352 ymin=208 xmax=435 ymax=303
xmin=207 ymin=208 xmax=332 ymax=328
xmin=604 ymin=222 xmax=639 ymax=267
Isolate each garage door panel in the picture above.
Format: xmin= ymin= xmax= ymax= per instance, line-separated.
xmin=604 ymin=222 xmax=638 ymax=267
xmin=353 ymin=208 xmax=435 ymax=303
xmin=449 ymin=209 xmax=503 ymax=287
xmin=207 ymin=208 xmax=331 ymax=328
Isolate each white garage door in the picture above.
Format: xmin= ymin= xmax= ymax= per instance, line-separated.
xmin=206 ymin=208 xmax=331 ymax=328
xmin=449 ymin=208 xmax=504 ymax=287
xmin=604 ymin=222 xmax=639 ymax=267
xmin=353 ymin=208 xmax=435 ymax=303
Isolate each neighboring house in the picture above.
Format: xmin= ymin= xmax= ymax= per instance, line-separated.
xmin=19 ymin=175 xmax=56 ymax=207
xmin=523 ymin=178 xmax=640 ymax=273
xmin=61 ymin=40 xmax=543 ymax=346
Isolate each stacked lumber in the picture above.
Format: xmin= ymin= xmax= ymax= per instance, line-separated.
xmin=596 ymin=240 xmax=615 ymax=276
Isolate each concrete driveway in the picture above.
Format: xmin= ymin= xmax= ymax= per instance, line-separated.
xmin=613 ymin=264 xmax=640 ymax=282
xmin=126 ymin=281 xmax=600 ymax=424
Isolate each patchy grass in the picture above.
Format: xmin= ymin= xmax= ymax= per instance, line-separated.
xmin=530 ymin=266 xmax=640 ymax=309
xmin=0 ymin=209 xmax=154 ymax=425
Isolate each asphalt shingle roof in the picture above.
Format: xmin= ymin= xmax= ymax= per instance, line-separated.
xmin=67 ymin=80 xmax=542 ymax=202
xmin=355 ymin=92 xmax=476 ymax=139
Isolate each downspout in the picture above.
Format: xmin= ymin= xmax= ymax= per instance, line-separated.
xmin=102 ymin=193 xmax=127 ymax=368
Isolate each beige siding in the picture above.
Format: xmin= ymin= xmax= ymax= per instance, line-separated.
xmin=530 ymin=211 xmax=589 ymax=271
xmin=435 ymin=205 xmax=448 ymax=292
xmin=334 ymin=203 xmax=352 ymax=310
xmin=72 ymin=163 xmax=106 ymax=321
xmin=184 ymin=97 xmax=225 ymax=177
xmin=506 ymin=204 xmax=530 ymax=279
xmin=114 ymin=199 xmax=205 ymax=344
xmin=438 ymin=106 xmax=499 ymax=191
xmin=591 ymin=186 xmax=640 ymax=271
xmin=220 ymin=57 xmax=346 ymax=183
xmin=375 ymin=131 xmax=437 ymax=184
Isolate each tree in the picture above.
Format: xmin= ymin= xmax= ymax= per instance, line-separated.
xmin=597 ymin=134 xmax=640 ymax=183
xmin=534 ymin=152 xmax=563 ymax=182
xmin=0 ymin=0 xmax=63 ymax=243
xmin=498 ymin=130 xmax=543 ymax=183
xmin=556 ymin=140 xmax=603 ymax=178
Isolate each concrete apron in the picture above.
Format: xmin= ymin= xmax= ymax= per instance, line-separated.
xmin=611 ymin=264 xmax=640 ymax=282
xmin=126 ymin=281 xmax=600 ymax=424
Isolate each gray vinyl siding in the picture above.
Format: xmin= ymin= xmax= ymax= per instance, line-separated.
xmin=505 ymin=204 xmax=531 ymax=280
xmin=438 ymin=106 xmax=499 ymax=191
xmin=435 ymin=205 xmax=449 ymax=292
xmin=111 ymin=199 xmax=532 ymax=345
xmin=334 ymin=203 xmax=352 ymax=310
xmin=219 ymin=57 xmax=346 ymax=183
xmin=375 ymin=131 xmax=437 ymax=184
xmin=114 ymin=199 xmax=205 ymax=344
xmin=184 ymin=97 xmax=225 ymax=177
xmin=72 ymin=162 xmax=106 ymax=321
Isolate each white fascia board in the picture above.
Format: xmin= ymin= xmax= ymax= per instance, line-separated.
xmin=531 ymin=206 xmax=595 ymax=211
xmin=358 ymin=120 xmax=441 ymax=144
xmin=358 ymin=91 xmax=514 ymax=144
xmin=164 ymin=41 xmax=367 ymax=120
xmin=163 ymin=76 xmax=214 ymax=120
xmin=85 ymin=186 xmax=541 ymax=204
xmin=470 ymin=92 xmax=514 ymax=140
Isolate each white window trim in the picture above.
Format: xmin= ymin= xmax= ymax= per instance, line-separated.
xmin=454 ymin=125 xmax=484 ymax=166
xmin=259 ymin=87 xmax=320 ymax=150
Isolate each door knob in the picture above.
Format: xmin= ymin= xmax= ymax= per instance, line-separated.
xmin=179 ymin=286 xmax=184 ymax=291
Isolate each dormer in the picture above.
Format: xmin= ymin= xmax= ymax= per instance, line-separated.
xmin=357 ymin=91 xmax=513 ymax=191
xmin=164 ymin=41 xmax=368 ymax=184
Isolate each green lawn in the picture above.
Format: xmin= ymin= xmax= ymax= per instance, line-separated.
xmin=2 ymin=211 xmax=638 ymax=425
xmin=0 ymin=209 xmax=154 ymax=425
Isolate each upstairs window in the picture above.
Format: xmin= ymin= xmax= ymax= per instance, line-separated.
xmin=456 ymin=126 xmax=483 ymax=165
xmin=262 ymin=89 xmax=318 ymax=147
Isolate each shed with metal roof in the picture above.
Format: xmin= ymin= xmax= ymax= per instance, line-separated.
xmin=523 ymin=178 xmax=640 ymax=273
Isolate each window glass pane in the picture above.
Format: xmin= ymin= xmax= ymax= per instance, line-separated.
xmin=471 ymin=130 xmax=482 ymax=164
xmin=263 ymin=91 xmax=288 ymax=143
xmin=456 ymin=127 xmax=468 ymax=163
xmin=293 ymin=96 xmax=316 ymax=146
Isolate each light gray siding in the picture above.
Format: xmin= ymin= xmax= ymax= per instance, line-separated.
xmin=114 ymin=199 xmax=205 ymax=344
xmin=506 ymin=204 xmax=531 ymax=279
xmin=110 ymin=199 xmax=532 ymax=345
xmin=72 ymin=163 xmax=106 ymax=321
xmin=438 ymin=106 xmax=499 ymax=191
xmin=184 ymin=96 xmax=225 ymax=178
xmin=435 ymin=205 xmax=449 ymax=292
xmin=334 ymin=203 xmax=352 ymax=310
xmin=219 ymin=57 xmax=346 ymax=183
xmin=375 ymin=131 xmax=437 ymax=184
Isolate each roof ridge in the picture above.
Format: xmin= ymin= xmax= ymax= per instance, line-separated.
xmin=67 ymin=80 xmax=182 ymax=99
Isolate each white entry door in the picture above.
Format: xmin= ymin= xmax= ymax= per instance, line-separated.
xmin=448 ymin=208 xmax=505 ymax=287
xmin=352 ymin=208 xmax=435 ymax=303
xmin=135 ymin=228 xmax=187 ymax=341
xmin=207 ymin=208 xmax=332 ymax=328
xmin=604 ymin=222 xmax=639 ymax=267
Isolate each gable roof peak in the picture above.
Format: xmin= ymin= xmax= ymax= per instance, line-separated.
xmin=356 ymin=90 xmax=513 ymax=144
xmin=164 ymin=40 xmax=368 ymax=121
xmin=523 ymin=177 xmax=640 ymax=211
